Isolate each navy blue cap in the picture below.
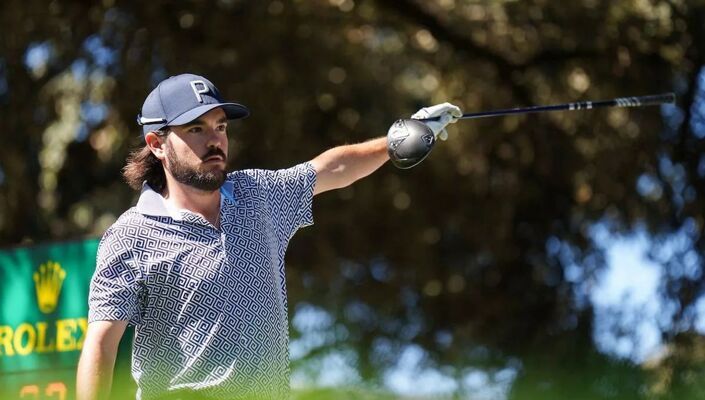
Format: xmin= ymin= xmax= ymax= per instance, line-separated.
xmin=137 ymin=73 xmax=249 ymax=136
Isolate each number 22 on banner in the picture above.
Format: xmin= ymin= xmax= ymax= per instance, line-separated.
xmin=19 ymin=382 xmax=67 ymax=400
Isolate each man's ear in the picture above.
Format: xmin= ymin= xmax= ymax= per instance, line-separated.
xmin=145 ymin=131 xmax=167 ymax=161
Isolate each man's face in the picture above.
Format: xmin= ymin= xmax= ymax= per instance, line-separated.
xmin=163 ymin=107 xmax=229 ymax=192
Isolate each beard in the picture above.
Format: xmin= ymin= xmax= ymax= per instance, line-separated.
xmin=165 ymin=145 xmax=227 ymax=192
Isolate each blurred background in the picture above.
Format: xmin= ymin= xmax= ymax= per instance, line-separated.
xmin=2 ymin=0 xmax=705 ymax=398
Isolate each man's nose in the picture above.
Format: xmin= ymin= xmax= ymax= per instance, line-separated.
xmin=205 ymin=126 xmax=224 ymax=143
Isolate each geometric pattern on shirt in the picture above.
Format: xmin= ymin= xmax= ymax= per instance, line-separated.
xmin=88 ymin=162 xmax=316 ymax=400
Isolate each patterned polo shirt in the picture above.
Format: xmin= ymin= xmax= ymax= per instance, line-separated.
xmin=88 ymin=162 xmax=316 ymax=400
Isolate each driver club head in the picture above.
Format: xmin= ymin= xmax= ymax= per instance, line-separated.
xmin=387 ymin=119 xmax=436 ymax=169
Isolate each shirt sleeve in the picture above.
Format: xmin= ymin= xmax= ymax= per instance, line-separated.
xmin=262 ymin=162 xmax=316 ymax=242
xmin=88 ymin=227 xmax=144 ymax=326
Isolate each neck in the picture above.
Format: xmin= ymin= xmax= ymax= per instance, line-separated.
xmin=162 ymin=175 xmax=221 ymax=227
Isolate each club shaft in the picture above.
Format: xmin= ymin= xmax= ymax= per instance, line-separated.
xmin=420 ymin=93 xmax=675 ymax=121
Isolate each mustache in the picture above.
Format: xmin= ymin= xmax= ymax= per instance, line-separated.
xmin=201 ymin=148 xmax=227 ymax=161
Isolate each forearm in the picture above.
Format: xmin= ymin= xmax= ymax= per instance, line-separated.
xmin=76 ymin=321 xmax=126 ymax=400
xmin=76 ymin=342 xmax=118 ymax=400
xmin=310 ymin=137 xmax=389 ymax=195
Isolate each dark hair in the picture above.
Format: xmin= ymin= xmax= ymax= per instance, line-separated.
xmin=122 ymin=144 xmax=166 ymax=192
xmin=123 ymin=129 xmax=170 ymax=192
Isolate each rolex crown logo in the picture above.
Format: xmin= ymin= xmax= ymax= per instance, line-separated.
xmin=33 ymin=261 xmax=67 ymax=314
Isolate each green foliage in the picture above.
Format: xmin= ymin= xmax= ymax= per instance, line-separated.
xmin=2 ymin=0 xmax=705 ymax=397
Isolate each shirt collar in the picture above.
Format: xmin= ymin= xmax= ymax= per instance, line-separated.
xmin=135 ymin=181 xmax=235 ymax=219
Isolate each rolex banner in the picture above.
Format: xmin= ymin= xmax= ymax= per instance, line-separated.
xmin=0 ymin=239 xmax=99 ymax=398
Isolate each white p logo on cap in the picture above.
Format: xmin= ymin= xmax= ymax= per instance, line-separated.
xmin=190 ymin=80 xmax=209 ymax=103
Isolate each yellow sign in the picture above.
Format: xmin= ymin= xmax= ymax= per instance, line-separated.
xmin=33 ymin=261 xmax=66 ymax=314
xmin=0 ymin=239 xmax=100 ymax=398
xmin=0 ymin=318 xmax=87 ymax=357
xmin=0 ymin=261 xmax=86 ymax=358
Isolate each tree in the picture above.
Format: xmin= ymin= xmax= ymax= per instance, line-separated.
xmin=1 ymin=0 xmax=704 ymax=397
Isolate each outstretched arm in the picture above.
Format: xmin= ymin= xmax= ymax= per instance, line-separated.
xmin=310 ymin=103 xmax=461 ymax=195
xmin=310 ymin=137 xmax=389 ymax=195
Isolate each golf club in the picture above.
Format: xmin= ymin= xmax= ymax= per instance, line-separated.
xmin=388 ymin=92 xmax=676 ymax=169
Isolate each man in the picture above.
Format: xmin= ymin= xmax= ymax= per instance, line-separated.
xmin=76 ymin=73 xmax=461 ymax=400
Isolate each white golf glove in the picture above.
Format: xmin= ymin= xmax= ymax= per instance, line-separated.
xmin=411 ymin=102 xmax=463 ymax=141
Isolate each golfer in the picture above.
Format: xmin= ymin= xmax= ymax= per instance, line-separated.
xmin=76 ymin=73 xmax=461 ymax=400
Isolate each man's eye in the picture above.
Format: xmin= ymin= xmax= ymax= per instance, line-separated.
xmin=189 ymin=127 xmax=203 ymax=134
xmin=217 ymin=125 xmax=227 ymax=132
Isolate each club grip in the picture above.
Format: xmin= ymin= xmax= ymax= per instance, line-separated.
xmin=615 ymin=93 xmax=675 ymax=107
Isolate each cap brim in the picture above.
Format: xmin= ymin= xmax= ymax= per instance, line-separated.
xmin=169 ymin=103 xmax=250 ymax=126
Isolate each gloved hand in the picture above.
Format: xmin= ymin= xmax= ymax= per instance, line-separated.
xmin=411 ymin=102 xmax=463 ymax=141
